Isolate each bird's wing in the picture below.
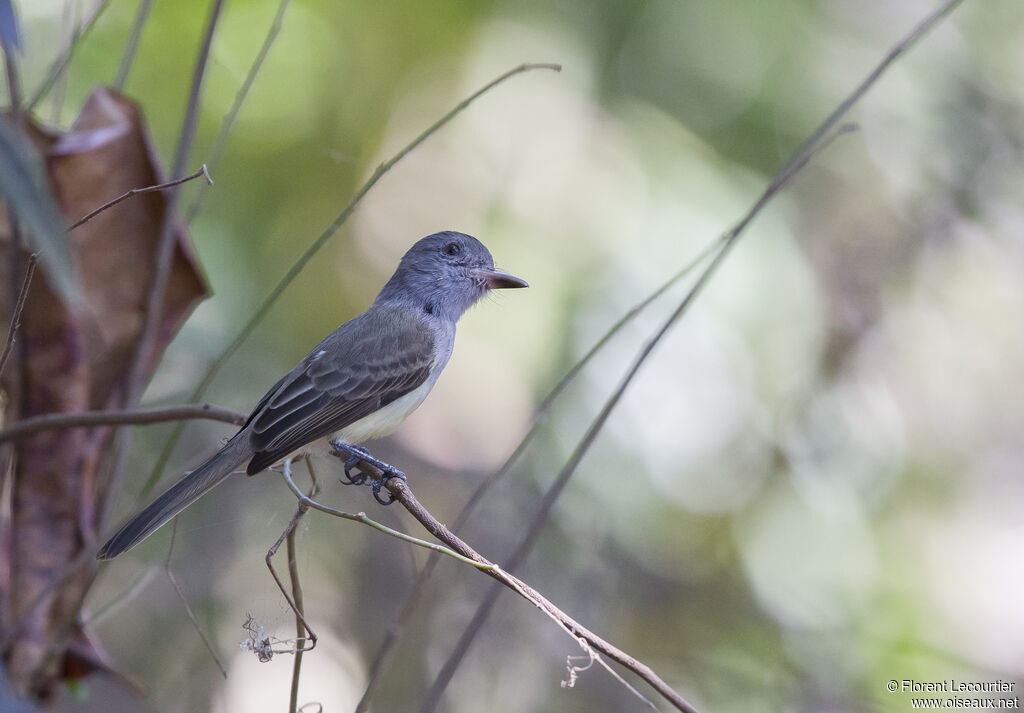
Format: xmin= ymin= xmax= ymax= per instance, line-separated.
xmin=244 ymin=307 xmax=435 ymax=473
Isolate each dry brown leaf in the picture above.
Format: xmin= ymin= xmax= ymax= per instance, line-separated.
xmin=0 ymin=87 xmax=209 ymax=699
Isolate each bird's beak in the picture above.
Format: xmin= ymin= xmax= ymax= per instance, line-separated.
xmin=475 ymin=268 xmax=528 ymax=290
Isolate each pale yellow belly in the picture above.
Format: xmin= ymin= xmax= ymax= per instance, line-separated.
xmin=331 ymin=377 xmax=435 ymax=445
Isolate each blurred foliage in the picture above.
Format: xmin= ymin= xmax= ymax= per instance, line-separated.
xmin=10 ymin=0 xmax=1024 ymax=711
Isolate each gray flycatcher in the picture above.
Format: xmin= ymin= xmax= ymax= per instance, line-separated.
xmin=97 ymin=231 xmax=527 ymax=560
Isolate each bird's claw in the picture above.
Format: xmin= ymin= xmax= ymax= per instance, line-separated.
xmin=331 ymin=441 xmax=406 ymax=506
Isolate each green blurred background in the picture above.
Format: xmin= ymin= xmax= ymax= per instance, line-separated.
xmin=17 ymin=0 xmax=1024 ymax=711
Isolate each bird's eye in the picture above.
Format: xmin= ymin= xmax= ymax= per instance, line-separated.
xmin=444 ymin=242 xmax=461 ymax=257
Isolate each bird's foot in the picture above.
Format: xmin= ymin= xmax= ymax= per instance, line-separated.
xmin=330 ymin=441 xmax=406 ymax=506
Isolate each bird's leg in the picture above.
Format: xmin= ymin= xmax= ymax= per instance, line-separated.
xmin=332 ymin=442 xmax=370 ymax=486
xmin=329 ymin=441 xmax=406 ymax=506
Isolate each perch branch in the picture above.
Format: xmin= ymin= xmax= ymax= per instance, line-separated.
xmin=313 ymin=450 xmax=698 ymax=713
xmin=279 ymin=460 xmax=495 ymax=572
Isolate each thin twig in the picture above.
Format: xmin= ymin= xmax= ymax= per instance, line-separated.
xmin=104 ymin=0 xmax=226 ymax=527
xmin=286 ymin=518 xmax=305 ymax=711
xmin=507 ymin=574 xmax=660 ymax=712
xmin=2 ymin=25 xmax=26 ymax=422
xmin=265 ymin=508 xmax=317 ymax=653
xmin=26 ymin=0 xmax=112 ymax=112
xmin=0 ymin=402 xmax=245 ymax=444
xmin=144 ymin=61 xmax=562 ymax=497
xmin=66 ymin=164 xmax=212 ymax=232
xmin=354 ymin=237 xmax=722 ymax=713
xmin=265 ymin=463 xmax=318 ymax=659
xmin=114 ymin=0 xmax=155 ymax=92
xmin=186 ymin=0 xmax=292 ymax=224
xmin=124 ymin=0 xmax=224 ymax=406
xmin=50 ymin=0 xmax=78 ymax=124
xmin=0 ymin=254 xmax=37 ymax=380
xmin=164 ymin=517 xmax=227 ymax=677
xmin=279 ymin=460 xmax=496 ymax=572
xmin=419 ymin=0 xmax=965 ymax=707
xmin=83 ymin=566 xmax=159 ymax=628
xmin=325 ymin=461 xmax=698 ymax=713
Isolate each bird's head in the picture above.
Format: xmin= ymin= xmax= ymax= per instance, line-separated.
xmin=376 ymin=231 xmax=527 ymax=321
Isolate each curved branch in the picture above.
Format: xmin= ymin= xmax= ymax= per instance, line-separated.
xmin=66 ymin=164 xmax=212 ymax=232
xmin=322 ymin=450 xmax=698 ymax=713
xmin=0 ymin=404 xmax=245 ymax=443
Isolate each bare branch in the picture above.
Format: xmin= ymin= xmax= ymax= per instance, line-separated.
xmin=0 ymin=253 xmax=37 ymax=380
xmin=265 ymin=461 xmax=318 ymax=663
xmin=278 ymin=460 xmax=494 ymax=572
xmin=2 ymin=23 xmax=27 ymax=420
xmin=114 ymin=0 xmax=155 ymax=92
xmin=319 ymin=457 xmax=699 ymax=713
xmin=124 ymin=0 xmax=225 ymax=407
xmin=286 ymin=507 xmax=307 ymax=712
xmin=187 ymin=0 xmax=292 ymax=224
xmin=27 ymin=0 xmax=112 ymax=112
xmin=106 ymin=0 xmax=227 ymax=529
xmin=144 ymin=61 xmax=562 ymax=498
xmin=66 ymin=164 xmax=212 ymax=232
xmin=0 ymin=403 xmax=245 ymax=444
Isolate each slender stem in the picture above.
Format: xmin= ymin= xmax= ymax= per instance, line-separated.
xmin=50 ymin=0 xmax=78 ymax=124
xmin=124 ymin=0 xmax=224 ymax=407
xmin=83 ymin=567 xmax=159 ymax=627
xmin=27 ymin=0 xmax=112 ymax=111
xmin=364 ymin=472 xmax=699 ymax=713
xmin=279 ymin=461 xmax=496 ymax=572
xmin=66 ymin=165 xmax=212 ymax=232
xmin=321 ymin=447 xmax=691 ymax=711
xmin=114 ymin=0 xmax=156 ymax=92
xmin=2 ymin=41 xmax=27 ymax=495
xmin=105 ymin=0 xmax=226 ymax=528
xmin=162 ymin=519 xmax=227 ymax=676
xmin=143 ymin=62 xmax=562 ymax=497
xmin=265 ymin=462 xmax=318 ymax=659
xmin=0 ymin=254 xmax=37 ymax=381
xmin=164 ymin=568 xmax=228 ymax=678
xmin=0 ymin=403 xmax=245 ymax=444
xmin=286 ymin=525 xmax=304 ymax=713
xmin=187 ymin=0 xmax=292 ymax=224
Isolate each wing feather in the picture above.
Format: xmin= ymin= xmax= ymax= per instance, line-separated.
xmin=244 ymin=306 xmax=434 ymax=474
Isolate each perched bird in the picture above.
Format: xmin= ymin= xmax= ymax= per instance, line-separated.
xmin=97 ymin=231 xmax=527 ymax=560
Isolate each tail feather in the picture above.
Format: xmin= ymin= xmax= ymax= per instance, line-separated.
xmin=97 ymin=436 xmax=251 ymax=560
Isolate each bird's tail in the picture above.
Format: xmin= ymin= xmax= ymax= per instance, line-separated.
xmin=97 ymin=436 xmax=251 ymax=560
